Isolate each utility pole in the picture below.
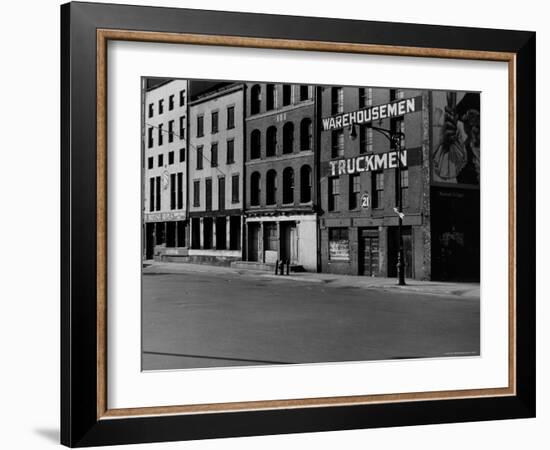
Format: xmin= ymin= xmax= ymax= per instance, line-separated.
xmin=393 ymin=133 xmax=406 ymax=286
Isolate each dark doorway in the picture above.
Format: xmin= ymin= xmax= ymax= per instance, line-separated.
xmin=155 ymin=222 xmax=166 ymax=246
xmin=388 ymin=226 xmax=413 ymax=279
xmin=215 ymin=217 xmax=227 ymax=250
xmin=176 ymin=221 xmax=186 ymax=247
xmin=247 ymin=223 xmax=260 ymax=261
xmin=166 ymin=221 xmax=176 ymax=247
xmin=203 ymin=217 xmax=213 ymax=249
xmin=229 ymin=216 xmax=241 ymax=250
xmin=359 ymin=228 xmax=380 ymax=276
xmin=431 ymin=187 xmax=480 ymax=281
xmin=191 ymin=218 xmax=200 ymax=249
xmin=145 ymin=222 xmax=155 ymax=259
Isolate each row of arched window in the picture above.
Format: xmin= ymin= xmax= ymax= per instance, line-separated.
xmin=250 ymin=118 xmax=312 ymax=159
xmin=250 ymin=165 xmax=312 ymax=206
xmin=250 ymin=84 xmax=310 ymax=115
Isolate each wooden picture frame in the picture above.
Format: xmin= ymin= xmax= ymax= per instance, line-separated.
xmin=61 ymin=1 xmax=535 ymax=446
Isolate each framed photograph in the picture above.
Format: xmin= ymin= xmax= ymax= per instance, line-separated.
xmin=61 ymin=1 xmax=536 ymax=447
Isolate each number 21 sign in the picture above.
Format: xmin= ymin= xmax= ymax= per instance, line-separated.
xmin=361 ymin=192 xmax=370 ymax=209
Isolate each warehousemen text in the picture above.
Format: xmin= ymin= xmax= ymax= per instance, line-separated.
xmin=329 ymin=150 xmax=407 ymax=176
xmin=321 ymin=96 xmax=422 ymax=131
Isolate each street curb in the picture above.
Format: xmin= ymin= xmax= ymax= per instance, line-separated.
xmin=259 ymin=274 xmax=326 ymax=283
xmin=142 ymin=262 xmax=480 ymax=298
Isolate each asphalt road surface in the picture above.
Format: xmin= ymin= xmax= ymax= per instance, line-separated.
xmin=142 ymin=270 xmax=480 ymax=370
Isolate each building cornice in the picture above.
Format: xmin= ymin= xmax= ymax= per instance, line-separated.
xmin=189 ymin=83 xmax=245 ymax=106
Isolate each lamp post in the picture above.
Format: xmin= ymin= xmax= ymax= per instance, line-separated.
xmin=350 ymin=123 xmax=406 ymax=285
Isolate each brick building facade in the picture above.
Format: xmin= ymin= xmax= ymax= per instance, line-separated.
xmin=188 ymin=83 xmax=245 ymax=264
xmin=318 ymin=86 xmax=431 ymax=279
xmin=243 ymin=83 xmax=318 ymax=271
xmin=142 ymin=79 xmax=480 ymax=281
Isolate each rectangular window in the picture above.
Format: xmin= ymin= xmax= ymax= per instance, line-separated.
xmin=177 ymin=172 xmax=183 ymax=209
xmin=328 ymin=177 xmax=340 ymax=211
xmin=218 ymin=177 xmax=225 ymax=211
xmin=211 ymin=111 xmax=219 ymax=134
xmin=349 ymin=174 xmax=361 ymax=210
xmin=266 ymin=84 xmax=275 ymax=110
xmin=390 ymin=118 xmax=405 ymax=149
xmin=331 ymin=87 xmax=343 ymax=114
xmin=205 ymin=178 xmax=212 ymax=211
xmin=300 ymin=85 xmax=309 ymax=101
xmin=211 ymin=143 xmax=218 ymax=167
xmin=227 ymin=106 xmax=235 ymax=129
xmin=193 ymin=180 xmax=200 ymax=207
xmin=179 ymin=147 xmax=185 ymax=162
xmin=231 ymin=174 xmax=239 ymax=203
xmin=179 ymin=89 xmax=185 ymax=106
xmin=170 ymin=173 xmax=176 ymax=210
xmin=197 ymin=115 xmax=204 ymax=137
xmin=359 ymin=125 xmax=373 ymax=154
xmin=196 ymin=146 xmax=203 ymax=170
xmin=148 ymin=103 xmax=154 ymax=118
xmin=169 ymin=94 xmax=174 ymax=110
xmin=179 ymin=115 xmax=185 ymax=139
xmin=147 ymin=156 xmax=153 ymax=169
xmin=158 ymin=123 xmax=163 ymax=146
xmin=366 ymin=87 xmax=373 ymax=106
xmin=168 ymin=151 xmax=174 ymax=165
xmin=359 ymin=87 xmax=373 ymax=107
xmin=399 ymin=168 xmax=409 ymax=208
xmin=282 ymin=84 xmax=292 ymax=106
xmin=372 ymin=171 xmax=384 ymax=208
xmin=158 ymin=99 xmax=164 ymax=114
xmin=329 ymin=228 xmax=350 ymax=261
xmin=155 ymin=176 xmax=161 ymax=211
xmin=168 ymin=120 xmax=174 ymax=143
xmin=358 ymin=88 xmax=366 ymax=108
xmin=331 ymin=130 xmax=344 ymax=158
xmin=149 ymin=177 xmax=155 ymax=211
xmin=158 ymin=153 xmax=163 ymax=167
xmin=226 ymin=139 xmax=235 ymax=164
xmin=147 ymin=127 xmax=153 ymax=148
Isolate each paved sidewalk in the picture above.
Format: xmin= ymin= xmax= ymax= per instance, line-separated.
xmin=143 ymin=261 xmax=480 ymax=299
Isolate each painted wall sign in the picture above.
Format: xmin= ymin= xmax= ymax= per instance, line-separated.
xmin=328 ymin=150 xmax=407 ymax=176
xmin=321 ymin=96 xmax=423 ymax=131
xmin=144 ymin=211 xmax=187 ymax=222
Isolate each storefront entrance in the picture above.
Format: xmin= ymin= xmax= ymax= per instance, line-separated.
xmin=145 ymin=222 xmax=155 ymax=259
xmin=359 ymin=228 xmax=380 ymax=276
xmin=431 ymin=188 xmax=480 ymax=281
xmin=280 ymin=221 xmax=298 ymax=264
xmin=247 ymin=223 xmax=260 ymax=261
